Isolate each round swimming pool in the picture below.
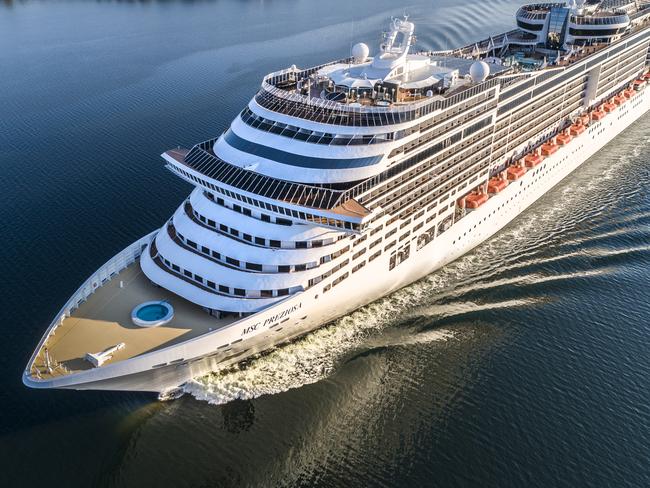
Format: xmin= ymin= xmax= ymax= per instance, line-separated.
xmin=131 ymin=301 xmax=174 ymax=327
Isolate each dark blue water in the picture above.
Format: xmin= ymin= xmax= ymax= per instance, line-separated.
xmin=1 ymin=1 xmax=650 ymax=487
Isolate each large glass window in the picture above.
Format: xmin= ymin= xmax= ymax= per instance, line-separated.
xmin=547 ymin=7 xmax=569 ymax=49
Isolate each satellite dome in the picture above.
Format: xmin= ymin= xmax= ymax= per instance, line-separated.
xmin=352 ymin=43 xmax=370 ymax=63
xmin=469 ymin=60 xmax=490 ymax=83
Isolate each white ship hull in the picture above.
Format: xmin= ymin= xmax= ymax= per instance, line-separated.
xmin=23 ymin=86 xmax=650 ymax=394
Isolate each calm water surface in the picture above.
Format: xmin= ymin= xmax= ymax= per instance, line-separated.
xmin=1 ymin=1 xmax=650 ymax=487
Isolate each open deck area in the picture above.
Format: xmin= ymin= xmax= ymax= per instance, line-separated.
xmin=31 ymin=260 xmax=235 ymax=379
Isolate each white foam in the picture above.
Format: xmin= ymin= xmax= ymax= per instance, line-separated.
xmin=185 ymin=280 xmax=457 ymax=405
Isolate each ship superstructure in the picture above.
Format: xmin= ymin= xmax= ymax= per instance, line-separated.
xmin=24 ymin=1 xmax=650 ymax=393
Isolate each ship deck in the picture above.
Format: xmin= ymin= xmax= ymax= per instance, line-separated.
xmin=30 ymin=261 xmax=236 ymax=379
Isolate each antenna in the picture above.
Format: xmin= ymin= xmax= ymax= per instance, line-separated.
xmin=349 ymin=18 xmax=355 ymax=70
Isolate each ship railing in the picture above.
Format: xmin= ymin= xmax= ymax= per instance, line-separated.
xmin=256 ymin=76 xmax=500 ymax=127
xmin=421 ymin=49 xmax=456 ymax=56
xmin=183 ymin=140 xmax=346 ymax=210
xmin=264 ymin=57 xmax=353 ymax=87
xmin=24 ymin=231 xmax=157 ymax=376
xmin=516 ymin=3 xmax=565 ymax=19
xmin=446 ymin=29 xmax=521 ymax=57
xmin=569 ymin=13 xmax=630 ymax=25
xmin=498 ymin=72 xmax=536 ymax=90
xmin=262 ymin=74 xmax=498 ymax=114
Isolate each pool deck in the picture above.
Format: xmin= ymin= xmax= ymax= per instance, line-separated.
xmin=31 ymin=261 xmax=235 ymax=378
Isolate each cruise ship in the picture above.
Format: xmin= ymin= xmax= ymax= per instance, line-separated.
xmin=24 ymin=0 xmax=650 ymax=394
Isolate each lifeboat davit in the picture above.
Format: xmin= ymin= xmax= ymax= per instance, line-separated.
xmin=579 ymin=114 xmax=590 ymax=125
xmin=524 ymin=153 xmax=544 ymax=167
xmin=603 ymin=103 xmax=616 ymax=113
xmin=507 ymin=165 xmax=526 ymax=180
xmin=465 ymin=192 xmax=489 ymax=209
xmin=556 ymin=133 xmax=572 ymax=146
xmin=570 ymin=124 xmax=585 ymax=136
xmin=591 ymin=110 xmax=606 ymax=121
xmin=487 ymin=177 xmax=508 ymax=193
xmin=540 ymin=142 xmax=559 ymax=156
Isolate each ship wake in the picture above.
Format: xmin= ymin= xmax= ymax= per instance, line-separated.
xmin=185 ymin=117 xmax=650 ymax=406
xmin=183 ymin=282 xmax=457 ymax=405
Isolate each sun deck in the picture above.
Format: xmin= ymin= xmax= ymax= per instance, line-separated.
xmin=31 ymin=260 xmax=235 ymax=379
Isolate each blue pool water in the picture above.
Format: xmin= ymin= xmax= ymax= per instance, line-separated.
xmin=136 ymin=304 xmax=169 ymax=322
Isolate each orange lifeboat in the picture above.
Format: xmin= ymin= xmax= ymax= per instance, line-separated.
xmin=507 ymin=165 xmax=526 ymax=180
xmin=541 ymin=141 xmax=559 ymax=156
xmin=591 ymin=110 xmax=606 ymax=121
xmin=603 ymin=103 xmax=616 ymax=113
xmin=465 ymin=192 xmax=489 ymax=209
xmin=613 ymin=95 xmax=626 ymax=106
xmin=556 ymin=133 xmax=572 ymax=146
xmin=487 ymin=176 xmax=508 ymax=193
xmin=570 ymin=124 xmax=585 ymax=136
xmin=633 ymin=79 xmax=645 ymax=90
xmin=623 ymin=89 xmax=635 ymax=99
xmin=524 ymin=153 xmax=544 ymax=167
xmin=644 ymin=73 xmax=650 ymax=80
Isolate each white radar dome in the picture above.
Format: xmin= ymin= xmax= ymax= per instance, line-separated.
xmin=469 ymin=60 xmax=490 ymax=83
xmin=352 ymin=43 xmax=370 ymax=63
